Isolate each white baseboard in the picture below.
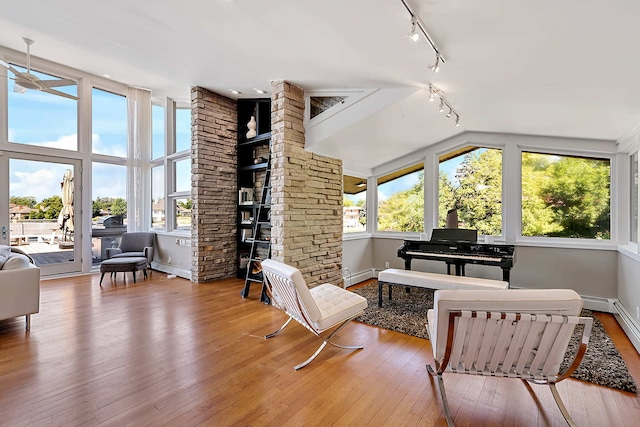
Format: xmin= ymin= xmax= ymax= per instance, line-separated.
xmin=613 ymin=300 xmax=640 ymax=354
xmin=151 ymin=262 xmax=191 ymax=280
xmin=580 ymin=295 xmax=616 ymax=313
xmin=343 ymin=269 xmax=376 ymax=288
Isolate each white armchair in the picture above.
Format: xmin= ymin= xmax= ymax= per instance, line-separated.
xmin=261 ymin=259 xmax=368 ymax=370
xmin=0 ymin=246 xmax=40 ymax=331
xmin=426 ymin=289 xmax=592 ymax=427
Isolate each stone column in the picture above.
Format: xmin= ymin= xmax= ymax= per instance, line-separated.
xmin=270 ymin=80 xmax=343 ymax=288
xmin=191 ymin=86 xmax=237 ymax=283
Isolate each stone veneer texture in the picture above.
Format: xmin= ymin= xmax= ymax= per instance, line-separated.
xmin=191 ymin=86 xmax=238 ymax=283
xmin=270 ymin=80 xmax=343 ymax=288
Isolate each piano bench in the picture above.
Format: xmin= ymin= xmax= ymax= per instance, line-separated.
xmin=377 ymin=268 xmax=509 ymax=307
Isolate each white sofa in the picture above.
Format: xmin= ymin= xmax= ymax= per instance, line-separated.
xmin=0 ymin=246 xmax=40 ymax=331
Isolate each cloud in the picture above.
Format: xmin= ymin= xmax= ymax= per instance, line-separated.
xmin=11 ymin=166 xmax=65 ymax=202
xmin=92 ymin=133 xmax=127 ymax=157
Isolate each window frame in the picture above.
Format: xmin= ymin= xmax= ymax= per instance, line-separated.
xmin=514 ymin=145 xmax=617 ymax=250
xmin=437 ymin=145 xmax=504 ymax=239
xmin=343 ymin=172 xmax=370 ymax=239
xmin=149 ymin=98 xmax=191 ymax=235
xmin=374 ymin=161 xmax=425 ymax=237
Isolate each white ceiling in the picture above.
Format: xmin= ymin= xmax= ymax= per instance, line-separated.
xmin=1 ymin=0 xmax=640 ymax=173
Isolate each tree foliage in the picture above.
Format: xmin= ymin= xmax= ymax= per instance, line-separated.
xmin=522 ymin=153 xmax=610 ymax=238
xmin=10 ymin=196 xmax=37 ymax=208
xmin=378 ymin=172 xmax=424 ymax=232
xmin=110 ymin=198 xmax=127 ymax=216
xmin=31 ymin=196 xmax=63 ymax=220
xmin=440 ymin=149 xmax=502 ymax=235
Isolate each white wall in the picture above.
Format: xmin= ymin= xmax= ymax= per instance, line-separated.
xmin=342 ymin=237 xmax=374 ymax=286
xmin=151 ymin=233 xmax=191 ymax=279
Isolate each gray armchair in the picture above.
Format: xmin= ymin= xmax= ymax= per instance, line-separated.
xmin=106 ymin=232 xmax=155 ymax=269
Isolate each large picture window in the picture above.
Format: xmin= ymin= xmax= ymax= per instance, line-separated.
xmin=92 ymin=88 xmax=127 ymax=157
xmin=343 ymin=175 xmax=366 ymax=233
xmin=439 ymin=147 xmax=502 ymax=236
xmin=377 ymin=164 xmax=424 ymax=232
xmin=7 ymin=65 xmax=78 ymax=150
xmin=150 ymin=99 xmax=191 ymax=233
xmin=521 ymin=152 xmax=610 ymax=239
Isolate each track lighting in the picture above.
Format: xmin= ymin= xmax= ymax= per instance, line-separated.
xmin=428 ymin=55 xmax=441 ymax=73
xmin=428 ymin=83 xmax=461 ymax=127
xmin=408 ymin=16 xmax=419 ymax=42
xmin=401 ymin=0 xmax=446 ymax=70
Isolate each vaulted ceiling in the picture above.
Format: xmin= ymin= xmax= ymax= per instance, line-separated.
xmin=1 ymin=0 xmax=639 ymax=173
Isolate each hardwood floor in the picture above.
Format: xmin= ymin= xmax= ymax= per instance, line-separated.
xmin=0 ymin=272 xmax=639 ymax=426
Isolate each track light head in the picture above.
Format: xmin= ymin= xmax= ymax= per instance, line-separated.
xmin=446 ymin=108 xmax=452 ymax=118
xmin=438 ymin=99 xmax=445 ymax=112
xmin=408 ymin=16 xmax=420 ymax=42
xmin=429 ymin=55 xmax=441 ymax=73
xmin=455 ymin=114 xmax=461 ymax=126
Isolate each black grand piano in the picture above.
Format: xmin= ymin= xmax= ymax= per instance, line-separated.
xmin=397 ymin=229 xmax=516 ymax=282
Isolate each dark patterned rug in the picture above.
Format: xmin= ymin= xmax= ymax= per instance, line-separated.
xmin=353 ymin=282 xmax=637 ymax=393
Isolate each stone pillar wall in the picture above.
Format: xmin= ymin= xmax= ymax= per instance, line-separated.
xmin=191 ymin=86 xmax=237 ymax=283
xmin=270 ymin=80 xmax=343 ymax=288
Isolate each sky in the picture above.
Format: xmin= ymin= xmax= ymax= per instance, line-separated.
xmin=7 ymin=67 xmax=190 ymax=206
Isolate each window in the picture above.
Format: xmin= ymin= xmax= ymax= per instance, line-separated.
xmin=7 ymin=65 xmax=78 ymax=150
xmin=174 ymin=198 xmax=192 ymax=230
xmin=377 ymin=164 xmax=424 ymax=232
xmin=343 ymin=175 xmax=366 ymax=233
xmin=92 ymin=88 xmax=127 ymax=156
xmin=632 ymin=152 xmax=638 ymax=243
xmin=151 ymin=103 xmax=165 ymax=160
xmin=150 ymin=99 xmax=191 ymax=233
xmin=175 ymin=108 xmax=191 ymax=153
xmin=174 ymin=158 xmax=191 ymax=193
xmin=521 ymin=152 xmax=610 ymax=239
xmin=91 ymin=162 xmax=127 ymax=262
xmin=439 ymin=147 xmax=502 ymax=235
xmin=151 ymin=165 xmax=165 ymax=229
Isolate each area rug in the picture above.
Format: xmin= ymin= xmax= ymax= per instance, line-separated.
xmin=353 ymin=282 xmax=637 ymax=393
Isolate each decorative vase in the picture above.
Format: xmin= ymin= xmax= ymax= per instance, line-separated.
xmin=246 ymin=115 xmax=257 ymax=139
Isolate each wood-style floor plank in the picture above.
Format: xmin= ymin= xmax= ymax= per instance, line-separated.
xmin=0 ymin=273 xmax=638 ymax=426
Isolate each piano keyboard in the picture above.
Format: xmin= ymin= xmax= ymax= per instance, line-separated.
xmin=405 ymin=251 xmax=502 ymax=262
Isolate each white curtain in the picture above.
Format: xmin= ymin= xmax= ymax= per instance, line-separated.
xmin=127 ymin=87 xmax=151 ymax=231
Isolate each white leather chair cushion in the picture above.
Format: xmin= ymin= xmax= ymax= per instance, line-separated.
xmin=428 ymin=289 xmax=583 ymax=361
xmin=378 ymin=268 xmax=508 ymax=290
xmin=2 ymin=253 xmax=31 ymax=270
xmin=0 ymin=245 xmax=10 ymax=268
xmin=309 ymin=284 xmax=368 ymax=332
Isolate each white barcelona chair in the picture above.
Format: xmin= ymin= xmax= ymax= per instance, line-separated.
xmin=426 ymin=289 xmax=593 ymax=427
xmin=261 ymin=259 xmax=368 ymax=370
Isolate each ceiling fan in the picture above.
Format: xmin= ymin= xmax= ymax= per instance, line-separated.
xmin=0 ymin=37 xmax=79 ymax=100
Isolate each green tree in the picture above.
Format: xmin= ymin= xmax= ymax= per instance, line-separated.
xmin=539 ymin=156 xmax=610 ymax=238
xmin=111 ymin=198 xmax=127 ymax=216
xmin=438 ymin=170 xmax=456 ymax=227
xmin=10 ymin=196 xmax=37 ymax=208
xmin=178 ymin=199 xmax=192 ymax=210
xmin=32 ymin=196 xmax=63 ymax=220
xmin=378 ymin=172 xmax=424 ymax=232
xmin=441 ymin=149 xmax=502 ymax=235
xmin=92 ymin=200 xmax=103 ymax=218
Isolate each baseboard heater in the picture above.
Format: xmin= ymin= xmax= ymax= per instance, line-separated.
xmin=613 ymin=300 xmax=640 ymax=354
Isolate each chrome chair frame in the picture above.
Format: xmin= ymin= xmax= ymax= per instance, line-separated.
xmin=262 ymin=259 xmax=366 ymax=370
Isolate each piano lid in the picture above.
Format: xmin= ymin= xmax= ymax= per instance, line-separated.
xmin=430 ymin=228 xmax=478 ymax=243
